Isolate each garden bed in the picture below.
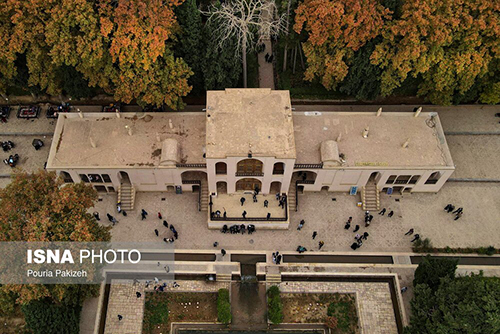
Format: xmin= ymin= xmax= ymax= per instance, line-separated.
xmin=281 ymin=293 xmax=359 ymax=334
xmin=143 ymin=292 xmax=218 ymax=334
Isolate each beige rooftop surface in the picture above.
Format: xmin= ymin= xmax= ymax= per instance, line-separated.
xmin=293 ymin=111 xmax=454 ymax=167
xmin=48 ymin=113 xmax=206 ymax=168
xmin=206 ymin=89 xmax=296 ymax=159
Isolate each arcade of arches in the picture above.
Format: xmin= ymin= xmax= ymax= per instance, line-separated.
xmin=236 ymin=178 xmax=262 ymax=191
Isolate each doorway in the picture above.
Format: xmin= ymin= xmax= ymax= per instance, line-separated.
xmin=236 ymin=178 xmax=262 ymax=192
xmin=118 ymin=171 xmax=130 ymax=183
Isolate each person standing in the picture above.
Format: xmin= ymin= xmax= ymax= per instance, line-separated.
xmin=411 ymin=234 xmax=420 ymax=242
xmin=158 ymin=212 xmax=162 ymax=219
xmin=362 ymin=232 xmax=369 ymax=240
xmin=388 ymin=210 xmax=394 ymax=217
xmin=276 ymin=254 xmax=282 ymax=264
xmin=267 ymin=212 xmax=271 ymax=220
xmin=297 ymin=220 xmax=305 ymax=230
xmin=136 ymin=292 xmax=142 ymax=298
xmin=221 ymin=249 xmax=226 ymax=257
xmin=264 ymin=200 xmax=268 ymax=208
xmin=240 ymin=197 xmax=246 ymax=206
xmin=253 ymin=193 xmax=258 ymax=203
xmin=312 ymin=231 xmax=317 ymax=239
xmin=405 ymin=228 xmax=414 ymax=235
xmin=163 ymin=220 xmax=168 ymax=228
xmin=93 ymin=212 xmax=100 ymax=221
xmin=379 ymin=208 xmax=386 ymax=215
xmin=353 ymin=225 xmax=360 ymax=232
xmin=344 ymin=221 xmax=351 ymax=230
xmin=141 ymin=209 xmax=148 ymax=220
xmin=319 ymin=241 xmax=325 ymax=250
xmin=118 ymin=315 xmax=123 ymax=321
xmin=242 ymin=211 xmax=247 ymax=218
xmin=154 ymin=229 xmax=159 ymax=237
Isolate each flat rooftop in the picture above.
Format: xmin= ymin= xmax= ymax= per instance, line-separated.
xmin=293 ymin=111 xmax=454 ymax=167
xmin=47 ymin=112 xmax=206 ymax=168
xmin=205 ymin=89 xmax=296 ymax=159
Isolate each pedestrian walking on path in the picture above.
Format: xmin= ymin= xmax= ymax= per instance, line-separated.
xmin=242 ymin=211 xmax=247 ymax=218
xmin=379 ymin=208 xmax=386 ymax=215
xmin=118 ymin=315 xmax=123 ymax=321
xmin=319 ymin=241 xmax=324 ymax=250
xmin=221 ymin=249 xmax=226 ymax=257
xmin=240 ymin=197 xmax=245 ymax=206
xmin=312 ymin=231 xmax=317 ymax=239
xmin=297 ymin=220 xmax=305 ymax=230
xmin=388 ymin=211 xmax=394 ymax=217
xmin=141 ymin=209 xmax=148 ymax=220
xmin=94 ymin=212 xmax=100 ymax=221
xmin=158 ymin=212 xmax=162 ymax=219
xmin=136 ymin=292 xmax=142 ymax=298
xmin=353 ymin=225 xmax=360 ymax=232
xmin=453 ymin=207 xmax=463 ymax=215
xmin=411 ymin=234 xmax=420 ymax=242
xmin=213 ymin=242 xmax=218 ymax=247
xmin=154 ymin=229 xmax=159 ymax=237
xmin=405 ymin=228 xmax=414 ymax=235
xmin=267 ymin=212 xmax=271 ymax=220
xmin=264 ymin=200 xmax=268 ymax=207
xmin=362 ymin=232 xmax=369 ymax=240
xmin=401 ymin=287 xmax=408 ymax=293
xmin=454 ymin=212 xmax=463 ymax=220
xmin=163 ymin=220 xmax=168 ymax=228
xmin=344 ymin=221 xmax=351 ymax=230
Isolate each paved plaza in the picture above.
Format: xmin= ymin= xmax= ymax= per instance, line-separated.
xmin=95 ymin=180 xmax=500 ymax=252
xmin=212 ymin=193 xmax=286 ymax=219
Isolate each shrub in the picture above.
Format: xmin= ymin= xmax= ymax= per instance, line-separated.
xmin=327 ymin=301 xmax=353 ymax=332
xmin=477 ymin=246 xmax=496 ymax=256
xmin=143 ymin=293 xmax=169 ymax=333
xmin=412 ymin=237 xmax=433 ymax=253
xmin=217 ymin=288 xmax=231 ymax=325
xmin=267 ymin=286 xmax=283 ymax=324
xmin=413 ymin=255 xmax=458 ymax=291
xmin=22 ymin=300 xmax=81 ymax=334
xmin=325 ymin=316 xmax=338 ymax=329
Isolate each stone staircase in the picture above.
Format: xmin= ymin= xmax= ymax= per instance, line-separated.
xmin=287 ymin=176 xmax=299 ymax=212
xmin=201 ymin=181 xmax=209 ymax=211
xmin=118 ymin=183 xmax=136 ymax=211
xmin=361 ymin=182 xmax=380 ymax=211
xmin=266 ymin=273 xmax=282 ymax=284
xmin=216 ymin=273 xmax=232 ymax=282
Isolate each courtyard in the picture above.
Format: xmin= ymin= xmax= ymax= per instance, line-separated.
xmin=94 ymin=180 xmax=500 ymax=252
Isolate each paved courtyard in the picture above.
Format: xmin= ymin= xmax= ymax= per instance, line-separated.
xmin=94 ymin=180 xmax=500 ymax=252
xmin=212 ymin=193 xmax=286 ymax=219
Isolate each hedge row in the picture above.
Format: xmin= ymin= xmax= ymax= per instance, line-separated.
xmin=22 ymin=300 xmax=81 ymax=334
xmin=217 ymin=288 xmax=231 ymax=325
xmin=267 ymin=286 xmax=283 ymax=324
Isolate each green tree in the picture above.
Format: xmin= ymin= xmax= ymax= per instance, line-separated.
xmin=0 ymin=170 xmax=110 ymax=305
xmin=175 ymin=0 xmax=205 ymax=93
xmin=413 ymin=256 xmax=458 ymax=291
xmin=405 ymin=274 xmax=500 ymax=334
xmin=202 ymin=12 xmax=242 ymax=90
xmin=22 ymin=300 xmax=81 ymax=334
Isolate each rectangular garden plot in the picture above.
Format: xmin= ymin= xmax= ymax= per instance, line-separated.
xmin=143 ymin=292 xmax=218 ymax=334
xmin=281 ymin=293 xmax=359 ymax=334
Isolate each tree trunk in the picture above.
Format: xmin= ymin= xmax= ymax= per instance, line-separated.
xmin=293 ymin=45 xmax=298 ymax=74
xmin=282 ymin=0 xmax=292 ymax=72
xmin=299 ymin=43 xmax=305 ymax=70
xmin=242 ymin=39 xmax=247 ymax=88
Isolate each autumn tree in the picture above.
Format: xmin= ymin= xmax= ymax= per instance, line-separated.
xmin=371 ymin=0 xmax=500 ymax=105
xmin=294 ymin=0 xmax=390 ymax=90
xmin=0 ymin=170 xmax=110 ymax=305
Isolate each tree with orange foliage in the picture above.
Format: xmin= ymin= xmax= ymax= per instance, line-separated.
xmin=294 ymin=0 xmax=391 ymax=90
xmin=0 ymin=170 xmax=110 ymax=306
xmin=371 ymin=0 xmax=500 ymax=105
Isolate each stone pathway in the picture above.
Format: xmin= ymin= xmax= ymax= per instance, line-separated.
xmin=257 ymin=2 xmax=275 ymax=89
xmin=104 ymin=280 xmax=145 ymax=334
xmin=276 ymin=281 xmax=398 ymax=334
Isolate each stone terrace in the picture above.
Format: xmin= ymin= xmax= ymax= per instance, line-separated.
xmin=276 ymin=281 xmax=398 ymax=334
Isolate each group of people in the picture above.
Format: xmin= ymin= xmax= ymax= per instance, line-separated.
xmin=3 ymin=153 xmax=19 ymax=167
xmin=272 ymin=251 xmax=282 ymax=264
xmin=444 ymin=204 xmax=463 ymax=220
xmin=1 ymin=140 xmax=14 ymax=152
xmin=405 ymin=228 xmax=420 ymax=242
xmin=152 ymin=212 xmax=178 ymax=243
xmin=264 ymin=53 xmax=274 ymax=63
xmin=344 ymin=214 xmax=372 ymax=250
xmin=221 ymin=224 xmax=256 ymax=234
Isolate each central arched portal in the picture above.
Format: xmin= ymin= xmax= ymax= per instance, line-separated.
xmin=236 ymin=178 xmax=262 ymax=192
